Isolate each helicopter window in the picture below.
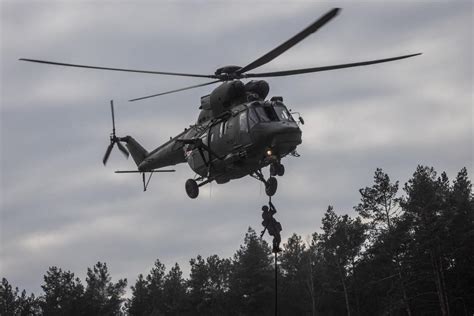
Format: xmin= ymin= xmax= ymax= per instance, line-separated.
xmin=219 ymin=121 xmax=226 ymax=137
xmin=255 ymin=106 xmax=270 ymax=122
xmin=200 ymin=132 xmax=208 ymax=144
xmin=255 ymin=106 xmax=279 ymax=122
xmin=211 ymin=124 xmax=220 ymax=140
xmin=239 ymin=111 xmax=248 ymax=132
xmin=273 ymin=106 xmax=294 ymax=122
xmin=248 ymin=108 xmax=259 ymax=128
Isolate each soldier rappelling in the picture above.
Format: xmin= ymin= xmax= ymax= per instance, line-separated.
xmin=260 ymin=200 xmax=282 ymax=253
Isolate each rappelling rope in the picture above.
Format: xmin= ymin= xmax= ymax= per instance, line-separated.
xmin=268 ymin=195 xmax=278 ymax=316
xmin=274 ymin=248 xmax=278 ymax=316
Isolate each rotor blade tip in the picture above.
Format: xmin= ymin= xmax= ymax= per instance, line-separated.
xmin=408 ymin=53 xmax=423 ymax=58
xmin=331 ymin=8 xmax=341 ymax=15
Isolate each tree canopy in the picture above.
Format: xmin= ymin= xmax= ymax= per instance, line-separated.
xmin=2 ymin=166 xmax=472 ymax=315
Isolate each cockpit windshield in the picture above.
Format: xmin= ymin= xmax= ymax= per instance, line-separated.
xmin=273 ymin=106 xmax=294 ymax=122
xmin=251 ymin=102 xmax=294 ymax=123
xmin=255 ymin=105 xmax=279 ymax=122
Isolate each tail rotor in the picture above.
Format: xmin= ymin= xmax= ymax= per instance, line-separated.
xmin=103 ymin=100 xmax=129 ymax=165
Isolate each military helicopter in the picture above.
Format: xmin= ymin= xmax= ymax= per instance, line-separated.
xmin=20 ymin=8 xmax=421 ymax=198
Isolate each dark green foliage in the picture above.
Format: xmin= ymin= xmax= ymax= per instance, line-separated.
xmin=40 ymin=266 xmax=84 ymax=316
xmin=146 ymin=259 xmax=166 ymax=315
xmin=188 ymin=254 xmax=231 ymax=315
xmin=1 ymin=278 xmax=41 ymax=316
xmin=82 ymin=262 xmax=127 ymax=316
xmin=279 ymin=234 xmax=313 ymax=315
xmin=162 ymin=263 xmax=188 ymax=315
xmin=356 ymin=168 xmax=400 ymax=234
xmin=3 ymin=166 xmax=472 ymax=315
xmin=0 ymin=278 xmax=17 ymax=315
xmin=127 ymin=274 xmax=149 ymax=316
xmin=447 ymin=168 xmax=474 ymax=314
xmin=315 ymin=207 xmax=367 ymax=316
xmin=228 ymin=227 xmax=273 ymax=316
xmin=127 ymin=259 xmax=167 ymax=316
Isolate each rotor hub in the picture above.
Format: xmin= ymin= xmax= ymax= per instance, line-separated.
xmin=214 ymin=65 xmax=244 ymax=80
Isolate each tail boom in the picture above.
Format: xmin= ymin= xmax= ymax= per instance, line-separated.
xmin=120 ymin=136 xmax=148 ymax=166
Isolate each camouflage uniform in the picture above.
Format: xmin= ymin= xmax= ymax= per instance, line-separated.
xmin=261 ymin=202 xmax=282 ymax=253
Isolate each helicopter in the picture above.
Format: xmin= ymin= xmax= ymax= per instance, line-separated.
xmin=20 ymin=8 xmax=421 ymax=199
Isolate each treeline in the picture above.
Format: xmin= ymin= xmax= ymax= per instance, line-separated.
xmin=1 ymin=166 xmax=473 ymax=315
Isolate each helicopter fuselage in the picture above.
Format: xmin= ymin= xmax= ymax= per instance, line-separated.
xmin=136 ymin=97 xmax=302 ymax=184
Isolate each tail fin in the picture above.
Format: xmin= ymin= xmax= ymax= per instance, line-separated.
xmin=121 ymin=136 xmax=148 ymax=166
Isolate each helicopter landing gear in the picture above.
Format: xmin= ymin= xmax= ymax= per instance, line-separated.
xmin=252 ymin=169 xmax=278 ymax=197
xmin=270 ymin=162 xmax=285 ymax=177
xmin=185 ymin=179 xmax=199 ymax=199
xmin=185 ymin=177 xmax=214 ymax=199
xmin=265 ymin=176 xmax=278 ymax=196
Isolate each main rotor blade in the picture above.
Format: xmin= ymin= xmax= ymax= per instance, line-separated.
xmin=103 ymin=143 xmax=114 ymax=165
xmin=19 ymin=58 xmax=217 ymax=79
xmin=236 ymin=8 xmax=340 ymax=75
xmin=245 ymin=53 xmax=422 ymax=78
xmin=129 ymin=80 xmax=221 ymax=102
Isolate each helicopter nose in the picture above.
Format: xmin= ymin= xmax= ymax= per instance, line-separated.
xmin=270 ymin=122 xmax=302 ymax=153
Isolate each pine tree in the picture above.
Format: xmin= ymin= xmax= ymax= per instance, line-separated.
xmin=16 ymin=290 xmax=40 ymax=316
xmin=147 ymin=259 xmax=166 ymax=315
xmin=0 ymin=278 xmax=19 ymax=315
xmin=317 ymin=206 xmax=366 ymax=316
xmin=188 ymin=255 xmax=208 ymax=314
xmin=0 ymin=278 xmax=40 ymax=316
xmin=162 ymin=263 xmax=188 ymax=315
xmin=446 ymin=168 xmax=474 ymax=314
xmin=127 ymin=274 xmax=150 ymax=316
xmin=229 ymin=227 xmax=273 ymax=316
xmin=83 ymin=262 xmax=127 ymax=316
xmin=188 ymin=254 xmax=231 ymax=315
xmin=205 ymin=255 xmax=231 ymax=314
xmin=402 ymin=166 xmax=451 ymax=315
xmin=355 ymin=168 xmax=412 ymax=315
xmin=279 ymin=234 xmax=314 ymax=315
xmin=40 ymin=266 xmax=84 ymax=316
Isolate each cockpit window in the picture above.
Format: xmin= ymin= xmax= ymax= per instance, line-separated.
xmin=273 ymin=106 xmax=294 ymax=122
xmin=255 ymin=107 xmax=269 ymax=122
xmin=255 ymin=106 xmax=279 ymax=122
xmin=239 ymin=111 xmax=248 ymax=132
xmin=248 ymin=108 xmax=259 ymax=128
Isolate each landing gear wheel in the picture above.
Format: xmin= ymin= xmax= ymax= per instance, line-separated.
xmin=185 ymin=179 xmax=199 ymax=199
xmin=270 ymin=164 xmax=277 ymax=176
xmin=270 ymin=163 xmax=285 ymax=177
xmin=265 ymin=176 xmax=278 ymax=196
xmin=276 ymin=164 xmax=285 ymax=176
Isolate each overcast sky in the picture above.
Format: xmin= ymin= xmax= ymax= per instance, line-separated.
xmin=1 ymin=1 xmax=472 ymax=295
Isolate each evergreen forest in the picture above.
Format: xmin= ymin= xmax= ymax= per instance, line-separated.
xmin=1 ymin=166 xmax=473 ymax=315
